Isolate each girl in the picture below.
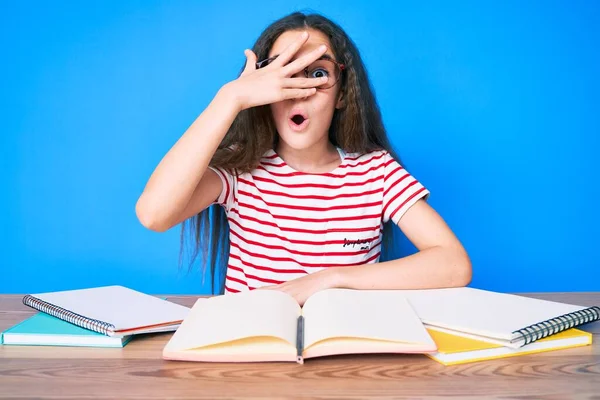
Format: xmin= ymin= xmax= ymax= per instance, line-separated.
xmin=136 ymin=12 xmax=472 ymax=305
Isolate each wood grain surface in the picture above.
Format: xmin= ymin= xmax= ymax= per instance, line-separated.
xmin=1 ymin=293 xmax=599 ymax=399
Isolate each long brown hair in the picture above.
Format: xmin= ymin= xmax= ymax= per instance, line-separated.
xmin=181 ymin=11 xmax=403 ymax=294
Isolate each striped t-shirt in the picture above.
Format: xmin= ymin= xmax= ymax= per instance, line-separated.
xmin=209 ymin=148 xmax=429 ymax=294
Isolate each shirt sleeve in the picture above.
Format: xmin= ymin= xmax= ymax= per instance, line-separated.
xmin=382 ymin=151 xmax=430 ymax=225
xmin=208 ymin=166 xmax=237 ymax=212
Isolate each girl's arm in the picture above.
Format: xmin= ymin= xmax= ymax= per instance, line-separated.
xmin=262 ymin=200 xmax=471 ymax=305
xmin=135 ymin=85 xmax=240 ymax=232
xmin=136 ymin=32 xmax=329 ymax=231
xmin=331 ymin=199 xmax=472 ymax=290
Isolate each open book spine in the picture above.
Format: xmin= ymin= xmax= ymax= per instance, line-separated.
xmin=512 ymin=306 xmax=600 ymax=346
xmin=22 ymin=295 xmax=115 ymax=336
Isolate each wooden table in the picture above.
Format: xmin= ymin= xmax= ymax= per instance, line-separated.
xmin=1 ymin=293 xmax=599 ymax=399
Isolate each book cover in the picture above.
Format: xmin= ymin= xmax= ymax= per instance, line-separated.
xmin=1 ymin=312 xmax=132 ymax=348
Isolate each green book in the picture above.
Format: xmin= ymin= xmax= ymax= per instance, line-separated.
xmin=1 ymin=312 xmax=132 ymax=348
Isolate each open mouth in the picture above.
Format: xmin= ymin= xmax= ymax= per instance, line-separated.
xmin=288 ymin=109 xmax=309 ymax=132
xmin=291 ymin=114 xmax=306 ymax=125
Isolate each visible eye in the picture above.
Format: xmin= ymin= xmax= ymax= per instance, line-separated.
xmin=309 ymin=68 xmax=329 ymax=79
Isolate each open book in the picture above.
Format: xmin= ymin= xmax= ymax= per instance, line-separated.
xmin=163 ymin=289 xmax=437 ymax=363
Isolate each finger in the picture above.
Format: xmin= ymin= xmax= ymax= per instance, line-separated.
xmin=281 ymin=44 xmax=328 ymax=77
xmin=241 ymin=49 xmax=257 ymax=76
xmin=282 ymin=76 xmax=328 ymax=89
xmin=270 ymin=31 xmax=310 ymax=67
xmin=282 ymin=87 xmax=317 ymax=100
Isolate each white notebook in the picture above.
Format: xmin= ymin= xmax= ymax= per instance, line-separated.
xmin=22 ymin=285 xmax=190 ymax=337
xmin=398 ymin=287 xmax=599 ymax=348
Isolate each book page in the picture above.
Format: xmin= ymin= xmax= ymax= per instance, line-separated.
xmin=164 ymin=290 xmax=301 ymax=352
xmin=301 ymin=289 xmax=435 ymax=349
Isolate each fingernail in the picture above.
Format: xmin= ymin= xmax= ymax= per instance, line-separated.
xmin=319 ymin=45 xmax=327 ymax=51
xmin=302 ymin=31 xmax=308 ymax=38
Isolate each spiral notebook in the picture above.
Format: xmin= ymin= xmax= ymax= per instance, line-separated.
xmin=399 ymin=287 xmax=599 ymax=348
xmin=22 ymin=285 xmax=190 ymax=337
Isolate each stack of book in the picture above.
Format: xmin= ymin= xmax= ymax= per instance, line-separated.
xmin=1 ymin=286 xmax=190 ymax=348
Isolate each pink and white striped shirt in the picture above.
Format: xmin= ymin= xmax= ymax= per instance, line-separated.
xmin=209 ymin=148 xmax=429 ymax=294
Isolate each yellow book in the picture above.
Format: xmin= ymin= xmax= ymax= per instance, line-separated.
xmin=426 ymin=327 xmax=592 ymax=366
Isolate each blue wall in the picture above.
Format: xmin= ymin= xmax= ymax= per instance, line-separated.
xmin=2 ymin=1 xmax=598 ymax=295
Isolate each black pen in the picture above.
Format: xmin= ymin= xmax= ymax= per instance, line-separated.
xmin=296 ymin=315 xmax=304 ymax=364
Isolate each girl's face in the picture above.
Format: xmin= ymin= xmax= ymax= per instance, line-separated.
xmin=268 ymin=29 xmax=343 ymax=153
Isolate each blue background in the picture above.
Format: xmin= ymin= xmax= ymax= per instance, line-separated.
xmin=1 ymin=1 xmax=598 ymax=295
